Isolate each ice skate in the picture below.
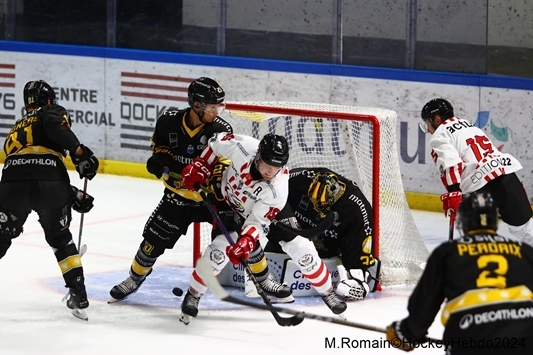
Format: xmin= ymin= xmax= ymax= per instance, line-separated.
xmin=108 ymin=270 xmax=151 ymax=303
xmin=179 ymin=291 xmax=201 ymax=325
xmin=258 ymin=273 xmax=294 ymax=303
xmin=321 ymin=291 xmax=347 ymax=315
xmin=65 ymin=276 xmax=89 ymax=321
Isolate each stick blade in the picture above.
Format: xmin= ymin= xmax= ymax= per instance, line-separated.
xmin=196 ymin=258 xmax=230 ymax=301
xmin=196 ymin=258 xmax=304 ymax=326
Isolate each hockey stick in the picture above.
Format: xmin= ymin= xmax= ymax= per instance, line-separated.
xmin=163 ymin=168 xmax=334 ymax=239
xmin=78 ymin=178 xmax=88 ymax=251
xmin=61 ymin=179 xmax=89 ymax=316
xmin=196 ymin=257 xmax=442 ymax=343
xmin=271 ymin=211 xmax=335 ymax=240
xmin=448 ymin=214 xmax=455 ymax=242
xmin=198 ymin=190 xmax=303 ymax=327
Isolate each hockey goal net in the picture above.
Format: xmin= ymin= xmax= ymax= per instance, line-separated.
xmin=192 ymin=102 xmax=429 ymax=286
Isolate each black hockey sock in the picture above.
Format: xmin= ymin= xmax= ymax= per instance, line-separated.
xmin=55 ymin=242 xmax=84 ymax=287
xmin=130 ymin=245 xmax=158 ymax=278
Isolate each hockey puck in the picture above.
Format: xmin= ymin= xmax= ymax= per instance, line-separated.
xmin=172 ymin=287 xmax=184 ymax=297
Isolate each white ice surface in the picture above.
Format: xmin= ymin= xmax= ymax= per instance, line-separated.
xmin=0 ymin=170 xmax=515 ymax=355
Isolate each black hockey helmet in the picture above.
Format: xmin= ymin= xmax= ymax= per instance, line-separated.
xmin=23 ymin=80 xmax=56 ymax=109
xmin=187 ymin=77 xmax=225 ymax=108
xmin=308 ymin=171 xmax=346 ymax=214
xmin=457 ymin=191 xmax=498 ymax=235
xmin=257 ymin=133 xmax=289 ymax=167
xmin=421 ymin=98 xmax=454 ymax=121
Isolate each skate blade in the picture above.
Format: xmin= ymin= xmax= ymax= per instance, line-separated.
xmin=107 ymin=296 xmax=125 ymax=304
xmin=179 ymin=313 xmax=194 ymax=325
xmin=245 ymin=288 xmax=260 ymax=298
xmin=71 ymin=308 xmax=88 ymax=321
xmin=337 ymin=313 xmax=347 ymax=320
xmin=266 ymin=295 xmax=295 ymax=304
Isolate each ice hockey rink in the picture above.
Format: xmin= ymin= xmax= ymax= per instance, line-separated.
xmin=0 ymin=170 xmax=517 ymax=355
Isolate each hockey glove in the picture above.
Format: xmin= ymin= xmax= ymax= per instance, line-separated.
xmin=386 ymin=321 xmax=415 ymax=352
xmin=440 ymin=191 xmax=462 ymax=220
xmin=72 ymin=145 xmax=99 ymax=180
xmin=208 ymin=158 xmax=231 ymax=201
xmin=182 ymin=157 xmax=213 ymax=191
xmin=146 ymin=146 xmax=175 ymax=179
xmin=226 ymin=234 xmax=256 ymax=265
xmin=335 ymin=265 xmax=370 ymax=300
xmin=71 ymin=186 xmax=94 ymax=213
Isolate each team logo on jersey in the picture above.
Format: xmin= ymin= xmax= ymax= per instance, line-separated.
xmin=227 ymin=195 xmax=246 ymax=214
xmin=297 ymin=254 xmax=314 ymax=268
xmin=298 ymin=196 xmax=310 ymax=211
xmin=199 ymin=135 xmax=208 ymax=145
xmin=0 ymin=212 xmax=7 ymax=223
xmin=210 ymin=249 xmax=226 ymax=265
xmin=186 ymin=144 xmax=194 ymax=154
xmin=169 ymin=133 xmax=178 ymax=147
xmin=459 ymin=314 xmax=474 ymax=329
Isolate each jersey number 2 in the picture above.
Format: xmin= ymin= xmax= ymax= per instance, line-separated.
xmin=476 ymin=254 xmax=508 ymax=288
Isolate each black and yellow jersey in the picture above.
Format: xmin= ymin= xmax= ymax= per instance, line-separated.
xmin=2 ymin=104 xmax=79 ymax=183
xmin=150 ymin=108 xmax=232 ymax=202
xmin=402 ymin=234 xmax=533 ymax=343
xmin=285 ymin=167 xmax=375 ymax=270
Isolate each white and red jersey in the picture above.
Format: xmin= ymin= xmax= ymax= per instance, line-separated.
xmin=201 ymin=132 xmax=289 ymax=241
xmin=429 ymin=116 xmax=522 ymax=193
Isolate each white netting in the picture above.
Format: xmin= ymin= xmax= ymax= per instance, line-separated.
xmin=194 ymin=102 xmax=429 ymax=285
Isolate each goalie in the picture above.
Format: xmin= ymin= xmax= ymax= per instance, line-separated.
xmin=265 ymin=167 xmax=381 ymax=300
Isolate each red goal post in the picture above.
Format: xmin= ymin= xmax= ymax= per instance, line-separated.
xmin=192 ymin=102 xmax=429 ymax=285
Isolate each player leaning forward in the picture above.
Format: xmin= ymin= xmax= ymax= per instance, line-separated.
xmin=178 ymin=132 xmax=293 ymax=323
xmin=108 ymin=77 xmax=232 ymax=302
xmin=420 ymin=98 xmax=533 ymax=244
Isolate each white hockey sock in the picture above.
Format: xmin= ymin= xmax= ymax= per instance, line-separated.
xmin=189 ymin=233 xmax=233 ymax=296
xmin=280 ymin=236 xmax=332 ymax=294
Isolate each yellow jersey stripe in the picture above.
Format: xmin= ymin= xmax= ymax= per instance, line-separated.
xmin=441 ymin=285 xmax=533 ymax=325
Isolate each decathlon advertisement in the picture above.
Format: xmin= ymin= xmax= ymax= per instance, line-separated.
xmin=0 ymin=43 xmax=532 ymax=200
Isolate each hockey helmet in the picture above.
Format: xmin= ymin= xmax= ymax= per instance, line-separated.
xmin=188 ymin=77 xmax=225 ymax=108
xmin=421 ymin=98 xmax=454 ymax=121
xmin=308 ymin=171 xmax=346 ymax=214
xmin=457 ymin=191 xmax=498 ymax=235
xmin=257 ymin=133 xmax=289 ymax=167
xmin=23 ymin=80 xmax=56 ymax=109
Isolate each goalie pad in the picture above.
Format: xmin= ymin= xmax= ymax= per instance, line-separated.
xmin=335 ymin=265 xmax=370 ymax=300
xmin=366 ymin=258 xmax=381 ymax=292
